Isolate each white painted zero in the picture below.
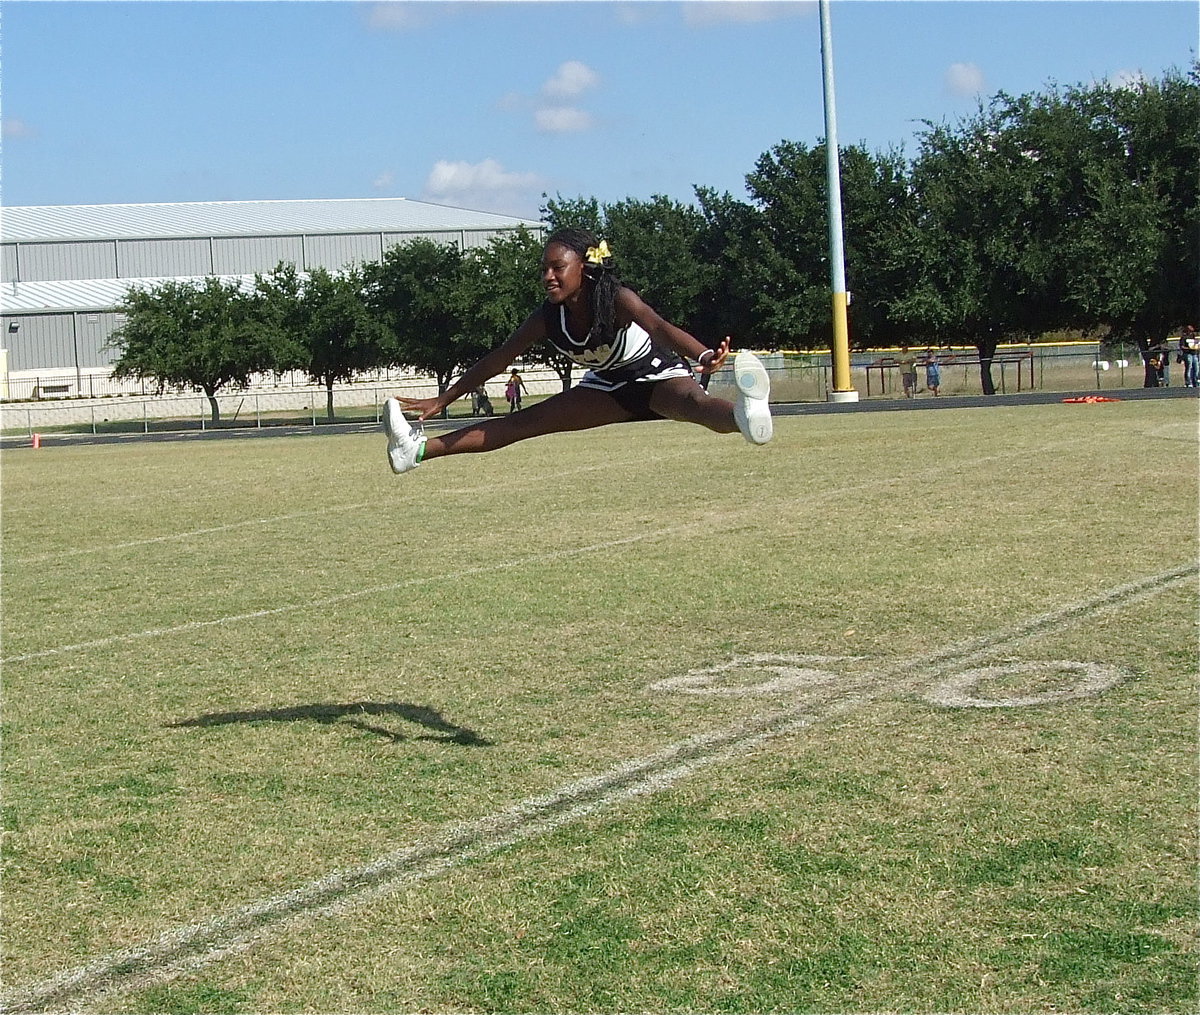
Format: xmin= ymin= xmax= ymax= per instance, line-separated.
xmin=648 ymin=653 xmax=857 ymax=696
xmin=924 ymin=659 xmax=1128 ymax=708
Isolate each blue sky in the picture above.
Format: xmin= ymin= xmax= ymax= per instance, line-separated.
xmin=2 ymin=1 xmax=1195 ymax=219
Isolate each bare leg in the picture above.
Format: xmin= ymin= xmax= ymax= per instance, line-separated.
xmin=648 ymin=376 xmax=739 ymax=434
xmin=422 ymin=385 xmax=634 ymax=462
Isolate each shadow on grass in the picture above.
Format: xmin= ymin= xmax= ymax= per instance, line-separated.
xmin=167 ymin=701 xmax=493 ymax=746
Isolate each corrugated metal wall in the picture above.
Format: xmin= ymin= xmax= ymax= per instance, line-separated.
xmin=15 ymin=241 xmax=119 ymax=282
xmin=213 ymin=235 xmax=304 ymax=274
xmin=5 ymin=315 xmax=76 ymax=371
xmin=304 ymin=233 xmax=384 ymax=271
xmin=1 ymin=312 xmax=120 ymax=371
xmin=117 ymin=238 xmax=212 ymax=278
xmin=2 ymin=228 xmax=533 ymax=285
xmin=0 ymin=221 xmax=544 ymax=389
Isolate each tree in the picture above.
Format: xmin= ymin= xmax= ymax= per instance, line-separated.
xmin=364 ymin=239 xmax=470 ymax=405
xmin=1045 ymin=70 xmax=1200 ymax=380
xmin=256 ymin=263 xmax=382 ymax=421
xmin=109 ymin=276 xmax=277 ymax=421
xmin=738 ymin=140 xmax=914 ymax=350
xmin=541 ymin=194 xmax=602 ymax=236
xmin=897 ymin=102 xmax=1057 ymax=394
xmin=898 ymin=67 xmax=1199 ymax=392
xmin=451 ymin=227 xmax=560 ymax=387
xmin=694 ymin=186 xmax=768 ymax=348
xmin=544 ymin=193 xmax=729 ymax=351
xmin=601 ymin=195 xmax=718 ymax=342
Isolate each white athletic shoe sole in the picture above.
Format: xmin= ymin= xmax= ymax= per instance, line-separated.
xmin=733 ymin=352 xmax=773 ymax=445
xmin=383 ymin=397 xmax=425 ymax=474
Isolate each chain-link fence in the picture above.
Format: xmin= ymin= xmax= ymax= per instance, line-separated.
xmin=0 ymin=344 xmax=1175 ymax=439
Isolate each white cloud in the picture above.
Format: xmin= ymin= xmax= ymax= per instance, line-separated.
xmin=1108 ymin=68 xmax=1147 ymax=89
xmin=363 ymin=2 xmax=428 ymax=32
xmin=534 ymin=106 xmax=595 ymax=133
xmin=682 ymin=1 xmax=815 ymax=28
xmin=614 ymin=3 xmax=655 ymax=26
xmin=541 ymin=60 xmax=600 ymax=99
xmin=422 ymin=158 xmax=542 ymax=214
xmin=944 ymin=62 xmax=986 ymax=98
xmin=372 ymin=170 xmax=395 ymax=191
xmin=3 ymin=117 xmax=36 ymax=139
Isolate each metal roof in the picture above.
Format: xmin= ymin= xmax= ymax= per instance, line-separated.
xmin=1 ymin=276 xmax=262 ymax=314
xmin=0 ymin=198 xmax=544 ymax=243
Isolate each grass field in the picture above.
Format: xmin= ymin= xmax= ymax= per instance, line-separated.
xmin=2 ymin=397 xmax=1197 ymax=1014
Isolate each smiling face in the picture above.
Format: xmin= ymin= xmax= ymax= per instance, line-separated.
xmin=540 ymin=241 xmax=586 ymax=305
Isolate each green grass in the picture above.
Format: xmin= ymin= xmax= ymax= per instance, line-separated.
xmin=1 ymin=399 xmax=1197 ymax=1013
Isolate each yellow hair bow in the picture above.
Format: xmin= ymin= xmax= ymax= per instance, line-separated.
xmin=585 ymin=240 xmax=612 ymax=265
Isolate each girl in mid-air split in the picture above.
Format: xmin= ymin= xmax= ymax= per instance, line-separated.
xmin=382 ymin=227 xmax=772 ymax=474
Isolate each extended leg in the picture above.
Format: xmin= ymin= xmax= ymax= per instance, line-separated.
xmin=423 ymin=386 xmax=634 ymax=462
xmin=648 ymin=376 xmax=739 ymax=433
xmin=651 ymin=354 xmax=773 ymax=445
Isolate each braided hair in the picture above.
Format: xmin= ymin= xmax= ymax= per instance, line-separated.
xmin=545 ymin=227 xmax=620 ymax=347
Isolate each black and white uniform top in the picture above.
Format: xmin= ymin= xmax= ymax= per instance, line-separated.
xmin=542 ymin=302 xmax=692 ymax=394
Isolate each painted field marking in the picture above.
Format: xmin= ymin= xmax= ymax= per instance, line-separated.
xmin=3 ymin=449 xmax=694 ymax=567
xmin=4 ymin=502 xmax=376 ymax=566
xmin=0 ymin=527 xmax=693 ymax=665
xmin=0 ymin=446 xmax=1045 ymax=666
xmin=3 ymin=561 xmax=1194 ymax=1014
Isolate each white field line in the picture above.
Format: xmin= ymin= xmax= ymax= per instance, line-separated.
xmin=5 ymin=502 xmax=375 ymax=566
xmin=2 ymin=451 xmax=692 ymax=567
xmin=0 ymin=447 xmax=1041 ymax=666
xmin=0 ymin=528 xmax=693 ymax=665
xmin=4 ymin=561 xmax=1195 ymax=1014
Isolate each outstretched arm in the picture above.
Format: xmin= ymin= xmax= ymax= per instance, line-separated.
xmin=617 ymin=288 xmax=729 ymax=374
xmin=395 ymin=311 xmax=546 ymax=420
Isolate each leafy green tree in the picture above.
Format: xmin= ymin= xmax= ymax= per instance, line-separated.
xmin=897 ymin=102 xmax=1057 ymax=394
xmin=898 ymin=67 xmax=1199 ymax=392
xmin=256 ymin=263 xmax=382 ymax=421
xmin=739 ymin=139 xmax=913 ymax=350
xmin=602 ymin=195 xmax=719 ymax=343
xmin=1044 ymin=70 xmax=1200 ymax=380
xmin=694 ymin=186 xmax=768 ymax=349
xmin=109 ymin=276 xmax=276 ymax=421
xmin=736 ymin=141 xmax=830 ymax=347
xmin=541 ymin=194 xmax=602 ymax=236
xmin=451 ymin=227 xmax=557 ymax=387
xmin=364 ymin=239 xmax=470 ymax=405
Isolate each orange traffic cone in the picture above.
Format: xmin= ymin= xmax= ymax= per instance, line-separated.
xmin=31 ymin=433 xmax=41 ymax=449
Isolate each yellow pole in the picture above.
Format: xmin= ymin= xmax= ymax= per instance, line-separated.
xmin=830 ymin=291 xmax=853 ymax=394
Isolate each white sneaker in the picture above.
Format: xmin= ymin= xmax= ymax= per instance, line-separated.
xmin=383 ymin=397 xmax=427 ymax=474
xmin=732 ymin=352 xmax=773 ymax=445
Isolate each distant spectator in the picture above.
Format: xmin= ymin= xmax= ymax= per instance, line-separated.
xmin=899 ymin=346 xmax=918 ymax=398
xmin=922 ymin=347 xmax=942 ymax=397
xmin=1177 ymin=325 xmax=1199 ymax=388
xmin=1150 ymin=337 xmax=1171 ymax=387
xmin=472 ymin=385 xmax=494 ymax=416
xmin=504 ymin=369 xmax=528 ymax=413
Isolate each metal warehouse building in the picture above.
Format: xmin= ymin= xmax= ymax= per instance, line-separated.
xmin=0 ymin=198 xmax=543 ymax=399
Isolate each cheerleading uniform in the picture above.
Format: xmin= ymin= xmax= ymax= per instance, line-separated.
xmin=542 ymin=301 xmax=693 ymax=419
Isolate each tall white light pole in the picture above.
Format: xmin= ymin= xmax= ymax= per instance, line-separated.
xmin=820 ymin=0 xmax=859 ymax=402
